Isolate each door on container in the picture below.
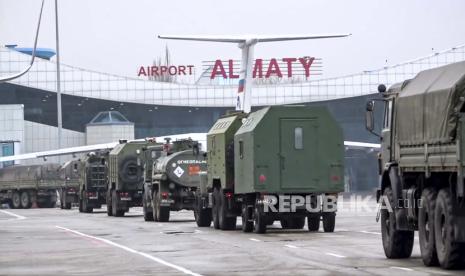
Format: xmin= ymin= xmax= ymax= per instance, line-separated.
xmin=279 ymin=119 xmax=317 ymax=189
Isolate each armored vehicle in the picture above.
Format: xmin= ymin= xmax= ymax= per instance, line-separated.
xmin=106 ymin=139 xmax=158 ymax=217
xmin=366 ymin=61 xmax=465 ymax=269
xmin=79 ymin=151 xmax=108 ymax=213
xmin=59 ymin=160 xmax=80 ymax=209
xmin=0 ymin=164 xmax=61 ymax=208
xmin=195 ymin=106 xmax=345 ymax=233
xmin=143 ymin=139 xmax=207 ymax=222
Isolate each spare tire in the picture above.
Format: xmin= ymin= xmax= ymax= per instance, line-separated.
xmin=118 ymin=157 xmax=142 ymax=184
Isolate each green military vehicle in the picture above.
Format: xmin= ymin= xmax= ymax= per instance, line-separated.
xmin=366 ymin=61 xmax=465 ymax=269
xmin=194 ymin=106 xmax=345 ymax=233
xmin=79 ymin=151 xmax=109 ymax=213
xmin=59 ymin=160 xmax=80 ymax=209
xmin=106 ymin=139 xmax=158 ymax=217
xmin=0 ymin=164 xmax=60 ymax=208
xmin=143 ymin=139 xmax=207 ymax=222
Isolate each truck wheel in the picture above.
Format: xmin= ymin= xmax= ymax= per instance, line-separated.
xmin=434 ymin=188 xmax=465 ymax=269
xmin=65 ymin=202 xmax=72 ymax=209
xmin=112 ymin=190 xmax=125 ymax=217
xmin=253 ymin=203 xmax=266 ymax=234
xmin=195 ymin=197 xmax=212 ymax=227
xmin=419 ymin=188 xmax=439 ymax=266
xmin=79 ymin=199 xmax=83 ymax=213
xmin=60 ymin=191 xmax=64 ymax=209
xmin=381 ymin=187 xmax=414 ymax=259
xmin=323 ymin=213 xmax=336 ymax=232
xmin=82 ymin=193 xmax=93 ymax=213
xmin=154 ymin=190 xmax=169 ymax=222
xmin=241 ymin=204 xmax=253 ymax=232
xmin=20 ymin=191 xmax=31 ymax=209
xmin=218 ymin=191 xmax=236 ymax=230
xmin=307 ymin=215 xmax=320 ymax=232
xmin=12 ymin=191 xmax=21 ymax=209
xmin=106 ymin=190 xmax=113 ymax=216
xmin=212 ymin=188 xmax=220 ymax=229
xmin=143 ymin=195 xmax=154 ymax=222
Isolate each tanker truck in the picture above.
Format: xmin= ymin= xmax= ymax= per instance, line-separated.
xmin=366 ymin=61 xmax=465 ymax=269
xmin=194 ymin=105 xmax=345 ymax=233
xmin=143 ymin=139 xmax=207 ymax=222
xmin=59 ymin=160 xmax=81 ymax=209
xmin=79 ymin=151 xmax=109 ymax=213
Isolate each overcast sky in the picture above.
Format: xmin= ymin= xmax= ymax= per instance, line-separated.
xmin=1 ymin=0 xmax=465 ymax=80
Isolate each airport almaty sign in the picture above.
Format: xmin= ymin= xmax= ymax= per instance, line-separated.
xmin=137 ymin=57 xmax=322 ymax=79
xmin=207 ymin=57 xmax=321 ymax=79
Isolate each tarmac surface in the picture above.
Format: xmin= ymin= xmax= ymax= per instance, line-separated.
xmin=0 ymin=195 xmax=463 ymax=276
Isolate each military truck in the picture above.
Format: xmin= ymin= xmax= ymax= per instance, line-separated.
xmin=143 ymin=139 xmax=207 ymax=222
xmin=79 ymin=151 xmax=108 ymax=213
xmin=59 ymin=160 xmax=80 ymax=209
xmin=366 ymin=61 xmax=465 ymax=269
xmin=0 ymin=164 xmax=60 ymax=208
xmin=106 ymin=139 xmax=158 ymax=217
xmin=194 ymin=106 xmax=345 ymax=233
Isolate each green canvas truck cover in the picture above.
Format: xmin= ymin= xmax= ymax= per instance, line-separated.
xmin=396 ymin=61 xmax=465 ymax=144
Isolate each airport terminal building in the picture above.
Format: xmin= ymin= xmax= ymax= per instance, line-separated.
xmin=1 ymin=44 xmax=465 ymax=191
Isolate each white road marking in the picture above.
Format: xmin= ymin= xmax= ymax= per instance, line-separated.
xmin=390 ymin=266 xmax=413 ymax=272
xmin=0 ymin=210 xmax=26 ymax=220
xmin=285 ymin=244 xmax=298 ymax=249
xmin=55 ymin=226 xmax=203 ymax=276
xmin=249 ymin=238 xmax=261 ymax=242
xmin=359 ymin=231 xmax=381 ymax=235
xmin=325 ymin=253 xmax=346 ymax=258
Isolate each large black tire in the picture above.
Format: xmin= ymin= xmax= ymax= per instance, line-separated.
xmin=79 ymin=199 xmax=83 ymax=213
xmin=11 ymin=191 xmax=21 ymax=209
xmin=20 ymin=191 xmax=31 ymax=209
xmin=212 ymin=188 xmax=220 ymax=229
xmin=253 ymin=203 xmax=267 ymax=234
xmin=381 ymin=187 xmax=414 ymax=259
xmin=106 ymin=190 xmax=113 ymax=216
xmin=153 ymin=190 xmax=170 ymax=222
xmin=218 ymin=190 xmax=236 ymax=230
xmin=112 ymin=190 xmax=125 ymax=217
xmin=418 ymin=188 xmax=439 ymax=266
xmin=307 ymin=215 xmax=320 ymax=232
xmin=434 ymin=188 xmax=465 ymax=269
xmin=323 ymin=213 xmax=336 ymax=233
xmin=194 ymin=197 xmax=212 ymax=227
xmin=60 ymin=191 xmax=65 ymax=209
xmin=65 ymin=202 xmax=72 ymax=209
xmin=82 ymin=193 xmax=93 ymax=213
xmin=143 ymin=195 xmax=154 ymax=222
xmin=241 ymin=204 xmax=253 ymax=232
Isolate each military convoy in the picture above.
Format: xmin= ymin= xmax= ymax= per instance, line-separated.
xmin=0 ymin=164 xmax=61 ymax=208
xmin=59 ymin=160 xmax=80 ymax=209
xmin=366 ymin=61 xmax=465 ymax=269
xmin=194 ymin=106 xmax=345 ymax=233
xmin=143 ymin=139 xmax=207 ymax=222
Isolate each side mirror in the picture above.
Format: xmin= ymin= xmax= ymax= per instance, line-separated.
xmin=366 ymin=100 xmax=375 ymax=132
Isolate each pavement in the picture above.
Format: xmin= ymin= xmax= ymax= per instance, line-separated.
xmin=0 ymin=195 xmax=463 ymax=276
